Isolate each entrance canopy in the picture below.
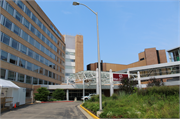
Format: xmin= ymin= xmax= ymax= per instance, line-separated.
xmin=0 ymin=79 xmax=20 ymax=89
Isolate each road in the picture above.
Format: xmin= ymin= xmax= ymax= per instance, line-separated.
xmin=1 ymin=101 xmax=87 ymax=119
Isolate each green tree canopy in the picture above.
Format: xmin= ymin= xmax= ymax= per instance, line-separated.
xmin=34 ymin=87 xmax=50 ymax=101
xmin=52 ymin=89 xmax=65 ymax=100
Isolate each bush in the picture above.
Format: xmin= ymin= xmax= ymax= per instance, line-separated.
xmin=147 ymin=78 xmax=164 ymax=87
xmin=49 ymin=98 xmax=58 ymax=101
xmin=111 ymin=93 xmax=118 ymax=100
xmin=34 ymin=87 xmax=50 ymax=101
xmin=88 ymin=94 xmax=106 ymax=102
xmin=52 ymin=89 xmax=65 ymax=100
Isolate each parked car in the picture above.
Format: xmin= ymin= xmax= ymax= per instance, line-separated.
xmin=81 ymin=94 xmax=96 ymax=101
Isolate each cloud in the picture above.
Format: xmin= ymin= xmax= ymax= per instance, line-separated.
xmin=61 ymin=10 xmax=71 ymax=15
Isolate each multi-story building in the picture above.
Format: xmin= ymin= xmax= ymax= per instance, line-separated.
xmin=63 ymin=35 xmax=83 ymax=83
xmin=87 ymin=48 xmax=167 ymax=72
xmin=0 ymin=0 xmax=65 ymax=103
xmin=167 ymin=46 xmax=180 ymax=62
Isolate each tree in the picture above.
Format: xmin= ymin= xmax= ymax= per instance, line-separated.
xmin=52 ymin=89 xmax=65 ymax=100
xmin=34 ymin=87 xmax=50 ymax=101
xmin=119 ymin=78 xmax=138 ymax=94
xmin=147 ymin=78 xmax=164 ymax=87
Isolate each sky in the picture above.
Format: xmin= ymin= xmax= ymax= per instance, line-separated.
xmin=36 ymin=0 xmax=179 ymax=70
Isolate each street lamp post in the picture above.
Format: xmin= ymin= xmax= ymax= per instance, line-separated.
xmin=73 ymin=2 xmax=102 ymax=111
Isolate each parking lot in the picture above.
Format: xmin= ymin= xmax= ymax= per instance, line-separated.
xmin=1 ymin=101 xmax=87 ymax=119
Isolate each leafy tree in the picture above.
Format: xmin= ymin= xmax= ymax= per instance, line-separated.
xmin=52 ymin=89 xmax=65 ymax=100
xmin=34 ymin=87 xmax=50 ymax=101
xmin=147 ymin=78 xmax=164 ymax=87
xmin=119 ymin=78 xmax=138 ymax=94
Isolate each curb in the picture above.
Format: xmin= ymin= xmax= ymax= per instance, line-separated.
xmin=41 ymin=101 xmax=74 ymax=103
xmin=80 ymin=104 xmax=99 ymax=119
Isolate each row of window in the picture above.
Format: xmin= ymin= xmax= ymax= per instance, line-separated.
xmin=50 ymin=24 xmax=62 ymax=40
xmin=0 ymin=0 xmax=65 ymax=57
xmin=0 ymin=32 xmax=65 ymax=74
xmin=66 ymin=58 xmax=75 ymax=62
xmin=0 ymin=68 xmax=62 ymax=85
xmin=0 ymin=49 xmax=65 ymax=81
xmin=66 ymin=51 xmax=75 ymax=56
xmin=0 ymin=14 xmax=65 ymax=66
xmin=12 ymin=0 xmax=64 ymax=49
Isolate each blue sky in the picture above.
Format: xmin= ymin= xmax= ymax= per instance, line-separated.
xmin=36 ymin=0 xmax=179 ymax=70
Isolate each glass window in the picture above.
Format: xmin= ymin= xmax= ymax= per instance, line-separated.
xmin=13 ymin=25 xmax=21 ymax=36
xmin=44 ymin=80 xmax=48 ymax=85
xmin=30 ymin=25 xmax=36 ymax=34
xmin=11 ymin=39 xmax=19 ymax=50
xmin=41 ymin=35 xmax=45 ymax=42
xmin=33 ymin=77 xmax=38 ymax=84
xmin=52 ymin=73 xmax=55 ymax=79
xmin=6 ymin=3 xmax=14 ymax=16
xmin=35 ymin=41 xmax=40 ymax=49
xmin=9 ymin=54 xmax=17 ymax=65
xmin=17 ymin=0 xmax=24 ymax=10
xmin=37 ymin=19 xmax=42 ymax=28
xmin=33 ymin=65 xmax=39 ymax=73
xmin=28 ymin=49 xmax=33 ymax=57
xmin=45 ymin=58 xmax=48 ymax=66
xmin=22 ymin=31 xmax=28 ymax=41
xmin=48 ymin=61 xmax=52 ymax=68
xmin=46 ymin=39 xmax=49 ymax=46
xmin=42 ymin=24 xmax=46 ymax=33
xmin=23 ymin=18 xmax=30 ymax=29
xmin=45 ymin=48 xmax=49 ymax=56
xmin=49 ymin=42 xmax=53 ymax=49
xmin=19 ymin=58 xmax=26 ymax=68
xmin=39 ymin=67 xmax=43 ymax=74
xmin=46 ymin=29 xmax=50 ymax=37
xmin=25 ymin=7 xmax=31 ymax=17
xmin=3 ymin=18 xmax=12 ymax=30
xmin=40 ymin=55 xmax=44 ymax=63
xmin=49 ymin=82 xmax=51 ymax=85
xmin=39 ymin=79 xmax=43 ymax=84
xmin=34 ymin=53 xmax=39 ymax=61
xmin=44 ymin=69 xmax=48 ymax=76
xmin=52 ymin=54 xmax=55 ymax=60
xmin=0 ymin=0 xmax=4 ymax=7
xmin=52 ymin=63 xmax=55 ymax=69
xmin=8 ymin=70 xmax=16 ymax=81
xmin=15 ymin=11 xmax=22 ymax=23
xmin=31 ymin=13 xmax=37 ymax=23
xmin=1 ymin=33 xmax=10 ymax=45
xmin=49 ymin=71 xmax=52 ymax=77
xmin=26 ymin=75 xmax=32 ymax=84
xmin=17 ymin=73 xmax=24 ymax=82
xmin=1 ymin=50 xmax=8 ymax=62
xmin=27 ymin=61 xmax=32 ymax=70
xmin=49 ymin=51 xmax=52 ymax=57
xmin=29 ymin=36 xmax=34 ymax=46
xmin=36 ymin=30 xmax=41 ymax=39
xmin=20 ymin=44 xmax=27 ymax=54
xmin=40 ymin=45 xmax=44 ymax=53
xmin=1 ymin=68 xmax=6 ymax=79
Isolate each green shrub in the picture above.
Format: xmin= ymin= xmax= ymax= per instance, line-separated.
xmin=49 ymin=98 xmax=58 ymax=101
xmin=34 ymin=87 xmax=49 ymax=101
xmin=111 ymin=93 xmax=118 ymax=100
xmin=52 ymin=89 xmax=65 ymax=100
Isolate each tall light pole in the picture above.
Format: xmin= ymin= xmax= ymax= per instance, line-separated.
xmin=73 ymin=2 xmax=102 ymax=111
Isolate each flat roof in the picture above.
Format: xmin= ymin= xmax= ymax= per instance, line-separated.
xmin=167 ymin=46 xmax=180 ymax=52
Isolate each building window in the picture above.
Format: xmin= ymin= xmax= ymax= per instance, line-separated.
xmin=34 ymin=52 xmax=39 ymax=61
xmin=17 ymin=73 xmax=24 ymax=82
xmin=42 ymin=24 xmax=46 ymax=33
xmin=39 ymin=79 xmax=43 ymax=84
xmin=11 ymin=39 xmax=19 ymax=50
xmin=27 ymin=62 xmax=33 ymax=71
xmin=39 ymin=67 xmax=43 ymax=74
xmin=49 ymin=71 xmax=52 ymax=78
xmin=23 ymin=18 xmax=30 ymax=29
xmin=22 ymin=31 xmax=28 ymax=41
xmin=20 ymin=44 xmax=27 ymax=54
xmin=41 ymin=35 xmax=45 ymax=42
xmin=25 ymin=7 xmax=31 ymax=17
xmin=13 ymin=25 xmax=21 ymax=36
xmin=1 ymin=33 xmax=10 ymax=45
xmin=8 ymin=70 xmax=16 ymax=81
xmin=44 ymin=80 xmax=48 ymax=85
xmin=15 ymin=11 xmax=22 ymax=23
xmin=6 ymin=3 xmax=14 ymax=16
xmin=29 ymin=37 xmax=34 ymax=46
xmin=49 ymin=82 xmax=51 ymax=85
xmin=28 ymin=49 xmax=33 ymax=58
xmin=46 ymin=39 xmax=49 ymax=46
xmin=48 ymin=61 xmax=52 ymax=68
xmin=33 ymin=77 xmax=38 ymax=84
xmin=35 ymin=41 xmax=40 ymax=50
xmin=26 ymin=75 xmax=32 ymax=84
xmin=3 ymin=18 xmax=12 ymax=30
xmin=45 ymin=58 xmax=48 ymax=66
xmin=19 ymin=58 xmax=26 ymax=68
xmin=33 ymin=65 xmax=39 ymax=73
xmin=46 ymin=29 xmax=50 ymax=37
xmin=9 ymin=54 xmax=17 ymax=65
xmin=1 ymin=50 xmax=8 ymax=62
xmin=52 ymin=73 xmax=55 ymax=79
xmin=1 ymin=68 xmax=6 ymax=79
xmin=30 ymin=25 xmax=36 ymax=34
xmin=44 ymin=69 xmax=48 ymax=76
xmin=40 ymin=56 xmax=44 ymax=63
xmin=36 ymin=30 xmax=41 ymax=39
xmin=40 ymin=45 xmax=44 ymax=53
xmin=17 ymin=0 xmax=24 ymax=10
xmin=31 ymin=13 xmax=37 ymax=23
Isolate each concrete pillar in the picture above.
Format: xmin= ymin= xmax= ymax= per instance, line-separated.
xmin=66 ymin=89 xmax=69 ymax=101
xmin=110 ymin=69 xmax=114 ymax=96
xmin=96 ymin=68 xmax=99 ymax=94
xmin=137 ymin=71 xmax=141 ymax=89
xmin=127 ymin=70 xmax=130 ymax=78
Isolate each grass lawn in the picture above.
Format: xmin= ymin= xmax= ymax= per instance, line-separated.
xmin=82 ymin=86 xmax=179 ymax=118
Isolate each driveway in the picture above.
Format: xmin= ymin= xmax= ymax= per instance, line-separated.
xmin=1 ymin=101 xmax=87 ymax=119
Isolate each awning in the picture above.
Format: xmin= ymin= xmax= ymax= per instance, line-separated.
xmin=0 ymin=79 xmax=20 ymax=89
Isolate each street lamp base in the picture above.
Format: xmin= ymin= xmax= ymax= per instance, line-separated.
xmin=97 ymin=110 xmax=103 ymax=117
